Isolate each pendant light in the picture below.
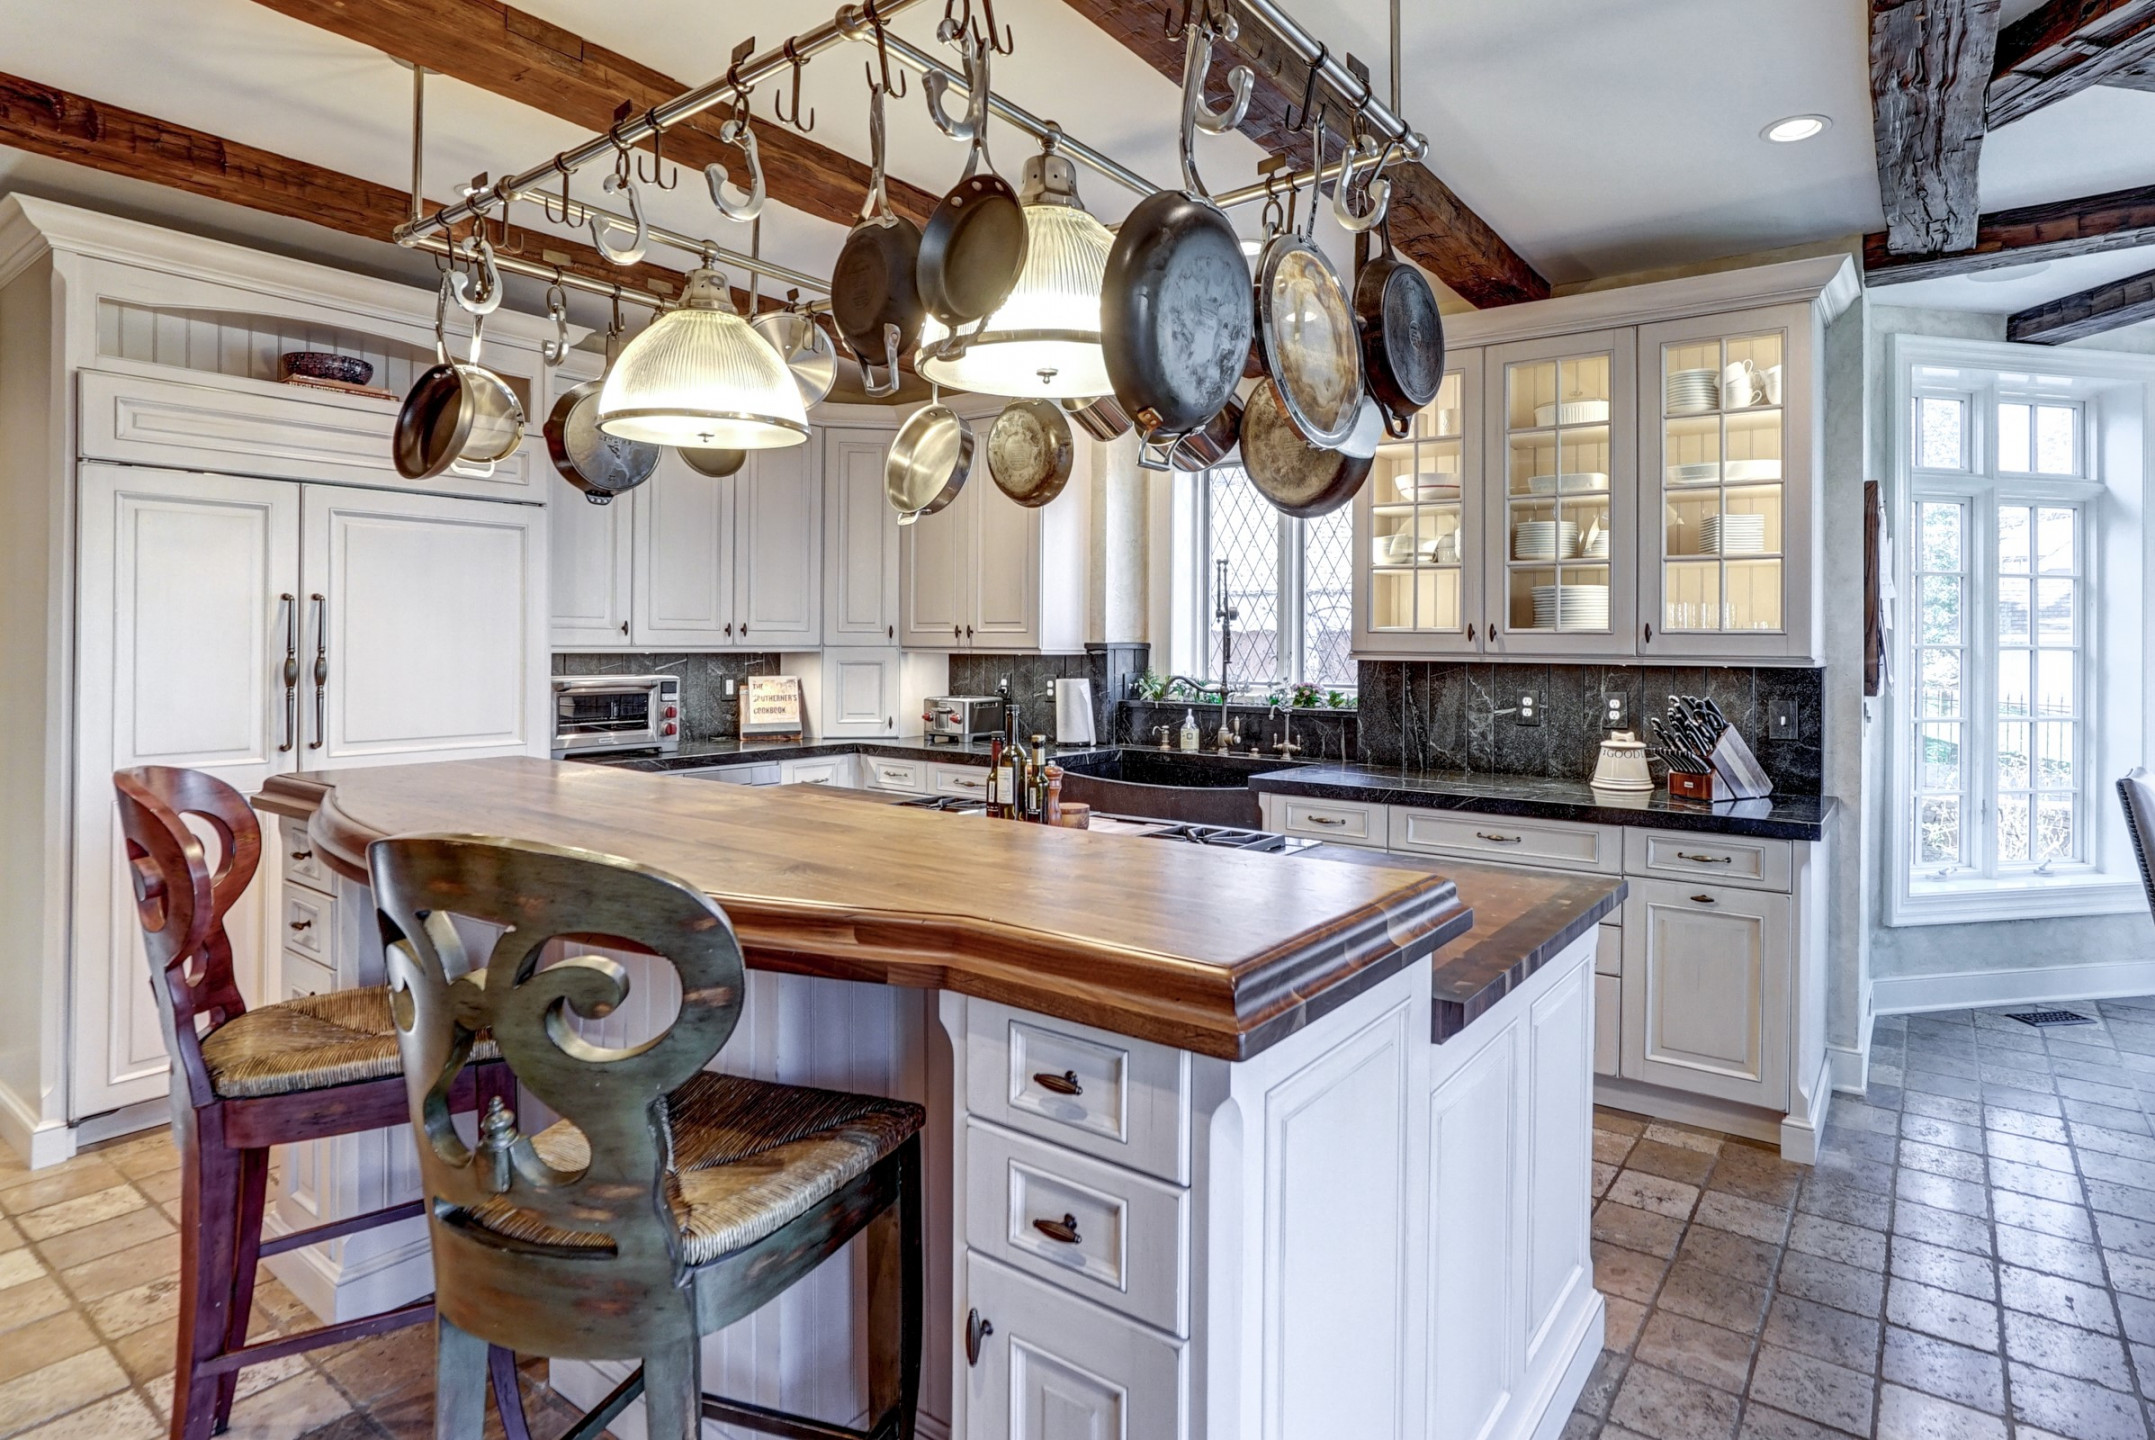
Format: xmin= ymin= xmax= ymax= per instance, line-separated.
xmin=596 ymin=264 xmax=809 ymax=449
xmin=918 ymin=136 xmax=1111 ymax=399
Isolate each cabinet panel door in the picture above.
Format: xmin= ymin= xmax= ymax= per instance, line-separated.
xmin=901 ymin=486 xmax=971 ymax=649
xmin=634 ymin=452 xmax=736 ymax=646
xmin=73 ymin=464 xmax=298 ymax=1116
xmin=962 ymin=1255 xmax=1184 ymax=1440
xmin=824 ymin=429 xmax=901 ymax=644
xmin=1426 ymin=1020 xmax=1519 ymax=1440
xmin=1523 ymin=963 xmax=1593 ymax=1372
xmin=1355 ymin=352 xmax=1487 ymax=657
xmin=301 ymin=486 xmax=546 ymax=766
xmin=548 ymin=474 xmax=633 ymax=647
xmin=972 ymin=482 xmax=1042 ymax=650
xmin=735 ymin=441 xmax=821 ymax=647
xmin=1620 ymin=879 xmax=1791 ymax=1108
xmin=819 ymin=648 xmax=900 ymax=737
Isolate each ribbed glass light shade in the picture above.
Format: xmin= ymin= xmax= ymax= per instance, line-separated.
xmin=597 ymin=268 xmax=809 ymax=449
xmin=918 ymin=202 xmax=1111 ymax=399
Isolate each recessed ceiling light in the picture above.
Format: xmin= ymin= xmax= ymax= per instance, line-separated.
xmin=1761 ymin=114 xmax=1831 ymax=144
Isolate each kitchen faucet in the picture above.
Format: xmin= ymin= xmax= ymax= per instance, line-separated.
xmin=1270 ymin=703 xmax=1302 ymax=758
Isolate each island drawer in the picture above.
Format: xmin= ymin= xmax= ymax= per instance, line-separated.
xmin=285 ymin=949 xmax=335 ymax=1000
xmin=282 ymin=887 xmax=331 ymax=961
xmin=281 ymin=819 xmax=333 ymax=895
xmin=863 ymin=757 xmax=928 ymax=793
xmin=966 ymin=1000 xmax=1191 ymax=1185
xmin=1268 ymin=795 xmax=1386 ymax=847
xmin=932 ymin=764 xmax=993 ymax=798
xmin=965 ymin=1119 xmax=1188 ymax=1336
xmin=1388 ymin=809 xmax=1622 ymax=874
xmin=780 ymin=757 xmax=850 ymax=788
xmin=1624 ymin=829 xmax=1791 ymax=892
xmin=961 ymin=1253 xmax=1185 ymax=1439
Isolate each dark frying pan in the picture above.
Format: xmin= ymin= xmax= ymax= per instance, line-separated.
xmin=831 ymin=72 xmax=921 ymax=397
xmin=917 ymin=31 xmax=1027 ymax=340
xmin=1239 ymin=384 xmax=1378 ymax=518
xmin=1355 ymin=215 xmax=1446 ymax=439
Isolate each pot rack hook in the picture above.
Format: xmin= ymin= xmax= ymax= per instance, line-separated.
xmin=538 ymin=154 xmax=575 ymax=226
xmin=1186 ymin=7 xmax=1251 ymax=135
xmin=449 ymin=234 xmax=504 ymax=316
xmin=611 ymin=101 xmax=679 ymax=191
xmin=706 ymin=112 xmax=768 ymax=221
xmin=1332 ymin=132 xmax=1391 ymax=233
xmin=540 ymin=280 xmax=570 ymax=366
xmin=1175 ymin=9 xmax=1248 ymax=196
xmin=591 ymin=134 xmax=649 ymax=265
xmin=774 ymin=38 xmax=815 ymax=131
xmin=976 ymin=0 xmax=1014 ymax=56
xmin=863 ymin=2 xmax=907 ymax=98
xmin=1257 ymin=153 xmax=1287 ymax=237
xmin=922 ymin=30 xmax=979 ymax=141
xmin=1285 ymin=42 xmax=1327 ymax=133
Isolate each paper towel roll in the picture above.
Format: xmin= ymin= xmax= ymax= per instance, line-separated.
xmin=1054 ymin=678 xmax=1096 ymax=744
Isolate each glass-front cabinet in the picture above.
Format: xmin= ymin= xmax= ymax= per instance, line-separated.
xmin=1636 ymin=306 xmax=1815 ymax=660
xmin=1483 ymin=329 xmax=1637 ymax=656
xmin=1357 ymin=357 xmax=1483 ymax=653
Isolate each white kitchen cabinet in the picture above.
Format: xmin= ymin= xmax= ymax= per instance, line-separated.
xmin=1355 ymin=359 xmax=1487 ymax=655
xmin=1620 ymin=878 xmax=1791 ymax=1111
xmin=962 ymin=1254 xmax=1186 ymax=1440
xmin=733 ymin=440 xmax=820 ymax=648
xmin=901 ymin=492 xmax=971 ymax=649
xmin=817 ymin=648 xmax=905 ymax=738
xmin=619 ymin=443 xmax=820 ymax=650
xmin=900 ymin=467 xmax=1087 ymax=653
xmin=824 ymin=428 xmax=901 ymax=645
xmin=548 ymin=474 xmax=633 ymax=647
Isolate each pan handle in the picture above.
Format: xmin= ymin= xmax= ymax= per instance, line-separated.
xmin=1381 ymin=406 xmax=1412 ymax=441
xmin=856 ymin=322 xmax=904 ymax=399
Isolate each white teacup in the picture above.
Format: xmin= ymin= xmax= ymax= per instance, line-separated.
xmin=1722 ymin=359 xmax=1759 ymax=410
xmin=1762 ymin=363 xmax=1783 ymax=406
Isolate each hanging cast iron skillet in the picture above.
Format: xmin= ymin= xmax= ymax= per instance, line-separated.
xmin=987 ymin=399 xmax=1074 ymax=508
xmin=1355 ymin=214 xmax=1445 ymax=439
xmin=916 ymin=30 xmax=1027 ymax=341
xmin=831 ymin=74 xmax=922 ymax=397
xmin=885 ymin=391 xmax=975 ymax=524
xmin=1240 ymin=385 xmax=1380 ymax=518
xmin=1252 ymin=116 xmax=1364 ymax=450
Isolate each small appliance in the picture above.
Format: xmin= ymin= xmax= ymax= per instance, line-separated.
xmin=921 ymin=696 xmax=1004 ymax=745
xmin=551 ymin=675 xmax=681 ymax=757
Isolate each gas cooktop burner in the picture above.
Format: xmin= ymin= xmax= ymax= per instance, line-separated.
xmin=895 ymin=795 xmax=989 ymax=813
xmin=1139 ymin=823 xmax=1320 ymax=853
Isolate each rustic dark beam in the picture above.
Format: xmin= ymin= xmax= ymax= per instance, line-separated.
xmin=1057 ymin=0 xmax=1547 ymax=307
xmin=2006 ymin=264 xmax=2155 ymax=341
xmin=1870 ymin=0 xmax=2003 ymax=256
xmin=246 ymin=0 xmax=940 ymax=230
xmin=2098 ymin=52 xmax=2155 ymax=89
xmin=0 ymin=70 xmax=694 ymax=302
xmin=1864 ymin=178 xmax=2155 ymax=282
xmin=1988 ymin=0 xmax=2155 ymax=126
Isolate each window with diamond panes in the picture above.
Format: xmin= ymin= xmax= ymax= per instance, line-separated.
xmin=1200 ymin=466 xmax=1359 ymax=692
xmin=1301 ymin=504 xmax=1354 ymax=688
xmin=1913 ymin=500 xmax=1967 ymax=872
xmin=1205 ymin=466 xmax=1281 ymax=689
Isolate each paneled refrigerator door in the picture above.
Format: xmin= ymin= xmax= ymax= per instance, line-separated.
xmin=72 ymin=463 xmax=299 ymax=1117
xmin=299 ymin=484 xmax=547 ymax=767
xmin=1635 ymin=306 xmax=1816 ymax=661
xmin=1481 ymin=329 xmax=1638 ymax=658
xmin=1355 ymin=354 xmax=1486 ymax=656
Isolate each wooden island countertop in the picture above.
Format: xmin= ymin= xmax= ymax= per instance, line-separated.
xmin=256 ymin=756 xmax=1473 ymax=1060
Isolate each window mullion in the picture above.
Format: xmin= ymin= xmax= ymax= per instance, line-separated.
xmin=1972 ymin=493 xmax=1999 ymax=881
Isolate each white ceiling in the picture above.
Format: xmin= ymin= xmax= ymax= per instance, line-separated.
xmin=0 ymin=0 xmax=2150 ymax=328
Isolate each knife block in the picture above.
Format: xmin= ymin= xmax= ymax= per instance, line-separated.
xmin=1667 ymin=769 xmax=1719 ymax=801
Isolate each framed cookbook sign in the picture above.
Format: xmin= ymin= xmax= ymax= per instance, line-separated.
xmin=741 ymin=676 xmax=804 ymax=740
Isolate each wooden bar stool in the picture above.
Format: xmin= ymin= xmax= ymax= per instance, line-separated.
xmin=369 ymin=833 xmax=925 ymax=1440
xmin=113 ymin=767 xmax=530 ymax=1440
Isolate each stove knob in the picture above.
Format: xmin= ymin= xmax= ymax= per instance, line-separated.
xmin=663 ymin=705 xmax=678 ymax=719
xmin=661 ymin=722 xmax=677 ymax=736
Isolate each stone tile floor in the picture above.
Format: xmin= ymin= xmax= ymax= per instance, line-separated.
xmin=1570 ymin=998 xmax=2155 ymax=1440
xmin=0 ymin=1128 xmax=583 ymax=1440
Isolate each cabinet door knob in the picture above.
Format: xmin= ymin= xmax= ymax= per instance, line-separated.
xmin=620 ymin=622 xmax=629 ymax=636
xmin=965 ymin=1309 xmax=993 ymax=1367
xmin=740 ymin=622 xmax=748 ymax=633
xmin=289 ymin=919 xmax=312 ymax=932
xmin=1032 ymin=1213 xmax=1081 ymax=1245
xmin=1644 ymin=622 xmax=1654 ymax=642
xmin=953 ymin=625 xmax=962 ymax=640
xmin=966 ymin=625 xmax=974 ymax=638
xmin=888 ymin=624 xmax=894 ymax=639
xmin=1466 ymin=622 xmax=1476 ymax=643
xmin=290 ymin=850 xmax=313 ymax=863
xmin=1690 ymin=894 xmax=1717 ymax=905
xmin=1032 ymin=1069 xmax=1083 ymax=1096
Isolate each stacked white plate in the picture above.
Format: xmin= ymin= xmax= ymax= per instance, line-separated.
xmin=1532 ymin=399 xmax=1610 ymax=426
xmin=1582 ymin=528 xmax=1611 ymax=559
xmin=1667 ymin=461 xmax=1720 ymax=486
xmin=1532 ymin=584 xmax=1610 ymax=629
xmin=1700 ymin=514 xmax=1767 ymax=555
xmin=1513 ymin=520 xmax=1578 ymax=561
xmin=1525 ymin=471 xmax=1610 ymax=496
xmin=1724 ymin=458 xmax=1781 ymax=482
xmin=1668 ymin=368 xmax=1719 ymax=415
xmin=1405 ymin=474 xmax=1462 ymax=502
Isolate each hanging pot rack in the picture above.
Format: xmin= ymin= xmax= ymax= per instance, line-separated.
xmin=392 ymin=0 xmax=1428 ymax=291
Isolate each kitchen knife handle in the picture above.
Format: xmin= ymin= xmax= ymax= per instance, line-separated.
xmin=1032 ymin=1069 xmax=1083 ymax=1096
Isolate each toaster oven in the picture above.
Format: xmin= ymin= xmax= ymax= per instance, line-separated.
xmin=921 ymin=695 xmax=1003 ymax=745
xmin=552 ymin=675 xmax=681 ymax=757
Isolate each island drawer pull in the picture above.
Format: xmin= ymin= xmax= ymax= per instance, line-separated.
xmin=1032 ymin=1213 xmax=1081 ymax=1245
xmin=1306 ymin=815 xmax=1346 ymax=826
xmin=1476 ymin=831 xmax=1523 ymax=844
xmin=1032 ymin=1069 xmax=1083 ymax=1096
xmin=1677 ymin=851 xmax=1732 ymax=864
xmin=1690 ymin=894 xmax=1717 ymax=905
xmin=290 ymin=849 xmax=313 ymax=863
xmin=965 ymin=1309 xmax=993 ymax=1367
xmin=289 ymin=918 xmax=313 ymax=932
xmin=952 ymin=776 xmax=983 ymax=788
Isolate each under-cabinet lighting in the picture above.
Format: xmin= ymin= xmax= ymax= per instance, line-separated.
xmin=597 ymin=267 xmax=809 ymax=449
xmin=1760 ymin=114 xmax=1831 ymax=143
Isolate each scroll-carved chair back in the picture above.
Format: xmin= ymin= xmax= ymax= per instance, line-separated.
xmin=2122 ymin=769 xmax=2155 ymax=917
xmin=369 ymin=834 xmax=747 ymax=1356
xmin=112 ymin=766 xmax=262 ymax=1113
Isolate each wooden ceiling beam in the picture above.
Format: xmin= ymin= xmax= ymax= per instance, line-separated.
xmin=1056 ymin=0 xmax=1548 ymax=307
xmin=1870 ymin=0 xmax=2004 ymax=257
xmin=1864 ymin=178 xmax=2155 ymax=282
xmin=2006 ymin=263 xmax=2155 ymax=341
xmin=245 ymin=0 xmax=940 ymax=230
xmin=0 ymin=70 xmax=695 ymax=301
xmin=1988 ymin=0 xmax=2155 ymax=127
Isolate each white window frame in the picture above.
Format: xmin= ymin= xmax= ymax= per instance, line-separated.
xmin=1886 ymin=334 xmax=2155 ymax=926
xmin=1188 ymin=463 xmax=1356 ymax=692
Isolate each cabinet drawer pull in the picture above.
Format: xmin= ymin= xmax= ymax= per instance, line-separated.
xmin=290 ymin=850 xmax=313 ymax=863
xmin=1690 ymin=894 xmax=1717 ymax=905
xmin=965 ymin=1309 xmax=993 ymax=1367
xmin=1677 ymin=852 xmax=1732 ymax=864
xmin=953 ymin=777 xmax=983 ymax=789
xmin=1032 ymin=1213 xmax=1082 ymax=1245
xmin=1032 ymin=1069 xmax=1083 ymax=1096
xmin=1476 ymin=831 xmax=1523 ymax=844
xmin=802 ymin=777 xmax=828 ymax=784
xmin=1305 ymin=814 xmax=1347 ymax=827
xmin=289 ymin=918 xmax=313 ymax=932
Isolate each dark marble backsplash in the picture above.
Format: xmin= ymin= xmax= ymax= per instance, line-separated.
xmin=554 ymin=652 xmax=783 ymax=742
xmin=1117 ymin=701 xmax=1359 ymax=764
xmin=947 ymin=643 xmax=1147 ymax=743
xmin=1357 ymin=661 xmax=1824 ymax=796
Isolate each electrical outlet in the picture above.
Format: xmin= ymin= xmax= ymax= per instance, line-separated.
xmin=1516 ymin=691 xmax=1542 ymax=727
xmin=1767 ymin=702 xmax=1798 ymax=740
xmin=723 ymin=677 xmax=739 ymax=699
xmin=1602 ymin=692 xmax=1628 ymax=729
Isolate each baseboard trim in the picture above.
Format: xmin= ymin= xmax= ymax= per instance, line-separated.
xmin=1871 ymin=959 xmax=2155 ymax=1016
xmin=75 ymin=1097 xmax=167 ymax=1149
xmin=1778 ymin=1053 xmax=1833 ymax=1166
xmin=0 ymin=1080 xmax=73 ymax=1170
xmin=1525 ymin=1292 xmax=1605 ymax=1440
xmin=1828 ymin=981 xmax=1876 ymax=1096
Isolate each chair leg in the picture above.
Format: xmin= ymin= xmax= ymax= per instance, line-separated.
xmin=213 ymin=1146 xmax=271 ymax=1430
xmin=866 ymin=1137 xmax=924 ymax=1440
xmin=487 ymin=1345 xmax=533 ymax=1440
xmin=435 ymin=1317 xmax=490 ymax=1440
xmin=171 ymin=1126 xmax=240 ymax=1440
xmin=641 ymin=1340 xmax=703 ymax=1440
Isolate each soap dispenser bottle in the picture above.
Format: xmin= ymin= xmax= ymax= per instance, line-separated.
xmin=1179 ymin=709 xmax=1200 ymax=752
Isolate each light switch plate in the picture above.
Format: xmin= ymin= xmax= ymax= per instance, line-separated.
xmin=1602 ymin=693 xmax=1628 ymax=729
xmin=723 ymin=677 xmax=738 ymax=699
xmin=1516 ymin=691 xmax=1542 ymax=727
xmin=1767 ymin=701 xmax=1797 ymax=740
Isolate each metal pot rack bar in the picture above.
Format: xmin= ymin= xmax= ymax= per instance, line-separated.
xmin=409 ymin=231 xmax=666 ymax=312
xmin=395 ymin=0 xmax=1427 ymax=284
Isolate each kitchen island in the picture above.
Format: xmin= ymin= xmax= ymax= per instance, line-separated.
xmin=257 ymin=756 xmax=1617 ymax=1440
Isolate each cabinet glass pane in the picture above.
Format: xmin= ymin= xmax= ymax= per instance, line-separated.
xmin=1503 ymin=352 xmax=1614 ymax=635
xmin=1655 ymin=331 xmax=1786 ymax=635
xmin=1363 ymin=371 xmax=1466 ymax=638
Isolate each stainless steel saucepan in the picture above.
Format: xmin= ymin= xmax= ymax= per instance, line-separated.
xmin=885 ymin=385 xmax=974 ymax=524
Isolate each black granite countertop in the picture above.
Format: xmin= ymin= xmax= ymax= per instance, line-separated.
xmin=1248 ymin=764 xmax=1836 ymax=841
xmin=595 ymin=736 xmax=1117 ymax=773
